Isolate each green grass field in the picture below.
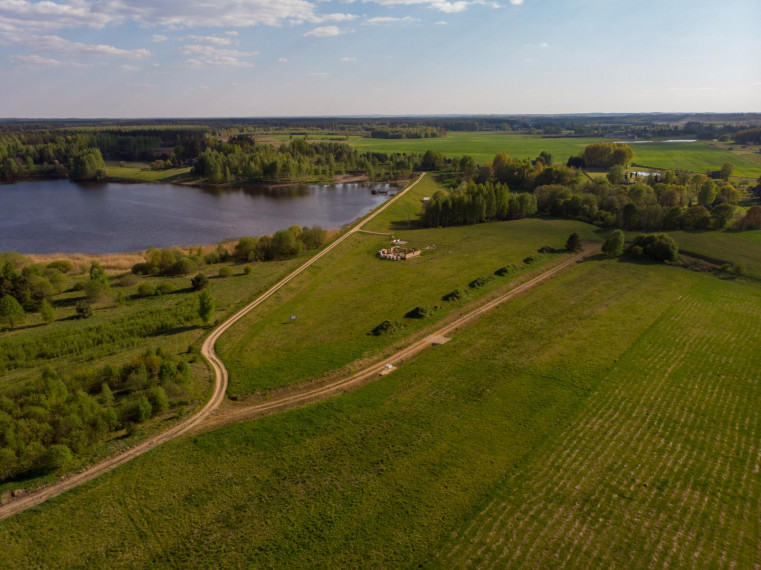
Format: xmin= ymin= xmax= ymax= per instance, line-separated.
xmin=104 ymin=162 xmax=192 ymax=182
xmin=3 ymin=257 xmax=758 ymax=567
xmin=438 ymin=271 xmax=761 ymax=568
xmin=217 ymin=175 xmax=600 ymax=396
xmin=347 ymin=132 xmax=761 ymax=178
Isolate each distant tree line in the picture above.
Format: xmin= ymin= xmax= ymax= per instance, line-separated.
xmin=192 ymin=138 xmax=418 ymax=184
xmin=370 ymin=126 xmax=446 ymax=139
xmin=420 ymin=143 xmax=757 ymax=233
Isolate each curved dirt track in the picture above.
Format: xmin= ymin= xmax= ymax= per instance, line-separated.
xmin=0 ymin=173 xmax=425 ymax=522
xmin=199 ymin=244 xmax=599 ymax=432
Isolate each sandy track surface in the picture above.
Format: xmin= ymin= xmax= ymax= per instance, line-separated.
xmin=0 ymin=174 xmax=425 ymax=522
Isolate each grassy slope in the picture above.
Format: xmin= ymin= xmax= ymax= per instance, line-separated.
xmin=217 ymin=175 xmax=600 ymax=396
xmin=6 ymin=260 xmax=748 ymax=567
xmin=348 ymin=133 xmax=761 ymax=177
xmin=438 ymin=271 xmax=761 ymax=568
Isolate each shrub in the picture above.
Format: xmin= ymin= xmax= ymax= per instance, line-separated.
xmin=219 ymin=266 xmax=235 ymax=278
xmin=243 ymin=264 xmax=254 ymax=275
xmin=191 ymin=273 xmax=209 ymax=291
xmin=627 ymin=234 xmax=679 ymax=262
xmin=170 ymin=257 xmax=197 ymax=276
xmin=156 ymin=282 xmax=176 ymax=295
xmin=565 ymin=232 xmax=582 ymax=252
xmin=369 ymin=320 xmax=406 ymax=336
xmin=602 ymin=229 xmax=625 ymax=258
xmin=75 ymin=300 xmax=93 ymax=319
xmin=469 ymin=276 xmax=493 ymax=289
xmin=137 ymin=283 xmax=157 ymax=297
xmin=84 ymin=280 xmax=107 ymax=301
xmin=523 ymin=256 xmax=537 ymax=264
xmin=118 ymin=273 xmax=139 ymax=287
xmin=44 ymin=444 xmax=74 ymax=471
xmin=537 ymin=246 xmax=556 ymax=253
xmin=442 ymin=289 xmax=468 ymax=302
xmin=404 ymin=305 xmax=439 ymax=319
xmin=46 ymin=260 xmax=73 ymax=274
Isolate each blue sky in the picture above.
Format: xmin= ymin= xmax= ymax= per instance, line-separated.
xmin=0 ymin=0 xmax=759 ymax=117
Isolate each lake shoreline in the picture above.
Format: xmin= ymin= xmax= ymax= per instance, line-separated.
xmin=2 ymin=179 xmax=402 ymax=264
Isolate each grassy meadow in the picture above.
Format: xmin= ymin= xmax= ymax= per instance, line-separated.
xmin=104 ymin=161 xmax=192 ymax=183
xmin=346 ymin=132 xmax=761 ymax=178
xmin=217 ymin=174 xmax=600 ymax=396
xmin=3 ymin=256 xmax=759 ymax=567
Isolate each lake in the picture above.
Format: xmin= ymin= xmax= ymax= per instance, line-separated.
xmin=0 ymin=179 xmax=397 ymax=254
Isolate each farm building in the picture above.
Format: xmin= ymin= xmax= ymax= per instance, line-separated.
xmin=378 ymin=246 xmax=421 ymax=261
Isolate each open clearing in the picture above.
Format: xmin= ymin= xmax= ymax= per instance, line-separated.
xmin=348 ymin=132 xmax=761 ymax=178
xmin=104 ymin=162 xmax=192 ymax=182
xmin=3 ymin=257 xmax=758 ymax=567
xmin=217 ymin=174 xmax=599 ymax=396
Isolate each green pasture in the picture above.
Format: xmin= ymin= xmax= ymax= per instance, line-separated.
xmin=217 ymin=174 xmax=600 ymax=396
xmin=5 ymin=257 xmax=758 ymax=567
xmin=104 ymin=162 xmax=192 ymax=183
xmin=347 ymin=132 xmax=761 ymax=178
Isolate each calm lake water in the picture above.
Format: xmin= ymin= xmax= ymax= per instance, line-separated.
xmin=0 ymin=179 xmax=396 ymax=254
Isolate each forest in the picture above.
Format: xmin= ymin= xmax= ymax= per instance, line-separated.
xmin=421 ymin=142 xmax=761 ymax=233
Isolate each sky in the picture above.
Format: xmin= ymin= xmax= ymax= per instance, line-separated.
xmin=0 ymin=0 xmax=759 ymax=117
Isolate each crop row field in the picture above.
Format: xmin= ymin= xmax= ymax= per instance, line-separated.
xmin=4 ymin=255 xmax=756 ymax=566
xmin=439 ymin=273 xmax=761 ymax=568
xmin=345 ymin=132 xmax=761 ymax=178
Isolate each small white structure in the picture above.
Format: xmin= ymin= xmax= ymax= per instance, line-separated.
xmin=379 ymin=363 xmax=397 ymax=376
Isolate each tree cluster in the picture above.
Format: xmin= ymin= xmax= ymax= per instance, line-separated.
xmin=422 ymin=181 xmax=537 ymax=227
xmin=0 ymin=348 xmax=193 ymax=483
xmin=370 ymin=126 xmax=445 ymax=139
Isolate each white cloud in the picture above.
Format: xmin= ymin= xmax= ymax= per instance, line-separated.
xmin=508 ymin=0 xmax=523 ymax=4
xmin=151 ymin=34 xmax=168 ymax=42
xmin=340 ymin=56 xmax=357 ymax=61
xmin=435 ymin=20 xmax=448 ymax=25
xmin=224 ymin=30 xmax=239 ymax=36
xmin=363 ymin=0 xmax=501 ymax=13
xmin=5 ymin=33 xmax=151 ymax=59
xmin=119 ymin=64 xmax=142 ymax=71
xmin=303 ymin=25 xmax=343 ymax=37
xmin=0 ymin=0 xmax=358 ymax=32
xmin=125 ymin=82 xmax=152 ymax=88
xmin=186 ymin=35 xmax=234 ymax=46
xmin=539 ymin=41 xmax=549 ymax=48
xmin=10 ymin=54 xmax=82 ymax=68
xmin=179 ymin=43 xmax=256 ymax=67
xmin=278 ymin=57 xmax=288 ymax=62
xmin=365 ymin=16 xmax=419 ymax=24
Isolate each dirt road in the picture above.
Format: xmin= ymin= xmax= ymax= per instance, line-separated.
xmin=0 ymin=173 xmax=425 ymax=522
xmin=0 ymin=175 xmax=597 ymax=522
xmin=199 ymin=244 xmax=599 ymax=432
